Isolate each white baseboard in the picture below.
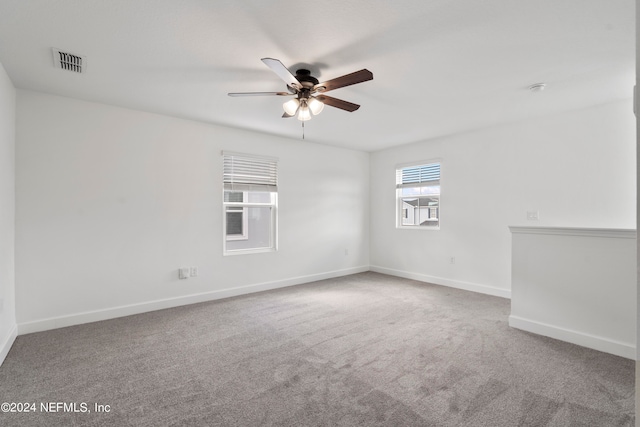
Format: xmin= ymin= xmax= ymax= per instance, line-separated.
xmin=370 ymin=265 xmax=511 ymax=299
xmin=509 ymin=315 xmax=635 ymax=360
xmin=0 ymin=324 xmax=17 ymax=367
xmin=18 ymin=266 xmax=369 ymax=335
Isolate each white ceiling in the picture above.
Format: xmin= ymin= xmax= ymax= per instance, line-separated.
xmin=0 ymin=0 xmax=634 ymax=152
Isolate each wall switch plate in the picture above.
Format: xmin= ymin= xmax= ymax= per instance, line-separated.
xmin=526 ymin=211 xmax=539 ymax=221
xmin=189 ymin=266 xmax=198 ymax=277
xmin=179 ymin=268 xmax=190 ymax=280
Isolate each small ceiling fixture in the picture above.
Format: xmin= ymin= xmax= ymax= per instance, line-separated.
xmin=529 ymin=83 xmax=546 ymax=92
xmin=229 ymin=58 xmax=373 ymax=122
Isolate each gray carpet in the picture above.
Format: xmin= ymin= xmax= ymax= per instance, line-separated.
xmin=0 ymin=272 xmax=634 ymax=426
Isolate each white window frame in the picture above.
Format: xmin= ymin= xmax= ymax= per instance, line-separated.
xmin=222 ymin=152 xmax=278 ymax=255
xmin=395 ymin=160 xmax=441 ymax=230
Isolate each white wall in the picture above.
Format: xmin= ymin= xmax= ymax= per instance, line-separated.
xmin=15 ymin=90 xmax=369 ymax=332
xmin=370 ymin=100 xmax=636 ymax=297
xmin=0 ymin=61 xmax=16 ymax=365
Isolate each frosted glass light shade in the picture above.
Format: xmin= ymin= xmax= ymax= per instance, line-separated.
xmin=282 ymin=98 xmax=300 ymax=115
xmin=297 ymin=105 xmax=311 ymax=121
xmin=308 ymin=97 xmax=325 ymax=115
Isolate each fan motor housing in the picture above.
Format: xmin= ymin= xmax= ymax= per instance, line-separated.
xmin=295 ymin=69 xmax=319 ymax=88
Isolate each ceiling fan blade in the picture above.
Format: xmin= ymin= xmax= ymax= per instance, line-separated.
xmin=315 ymin=95 xmax=360 ymax=112
xmin=228 ymin=91 xmax=294 ymax=97
xmin=314 ymin=69 xmax=373 ymax=93
xmin=282 ymin=112 xmax=295 ymax=118
xmin=261 ymin=58 xmax=302 ymax=90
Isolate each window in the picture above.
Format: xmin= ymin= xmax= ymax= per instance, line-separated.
xmin=396 ymin=161 xmax=440 ymax=229
xmin=223 ymin=152 xmax=278 ymax=254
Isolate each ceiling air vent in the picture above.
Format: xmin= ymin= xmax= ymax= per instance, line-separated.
xmin=52 ymin=48 xmax=85 ymax=73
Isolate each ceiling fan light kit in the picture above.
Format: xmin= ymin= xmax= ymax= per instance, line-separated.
xmin=282 ymin=94 xmax=325 ymax=121
xmin=229 ymin=58 xmax=373 ymax=122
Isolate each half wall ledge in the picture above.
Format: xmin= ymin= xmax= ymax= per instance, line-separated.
xmin=509 ymin=226 xmax=636 ymax=359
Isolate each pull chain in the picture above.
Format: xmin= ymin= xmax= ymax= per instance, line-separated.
xmin=302 ymin=121 xmax=305 ymax=139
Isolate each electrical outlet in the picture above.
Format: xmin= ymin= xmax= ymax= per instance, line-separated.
xmin=190 ymin=266 xmax=198 ymax=277
xmin=526 ymin=211 xmax=539 ymax=221
xmin=449 ymin=257 xmax=455 ymax=264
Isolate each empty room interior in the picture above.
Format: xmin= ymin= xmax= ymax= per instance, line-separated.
xmin=0 ymin=1 xmax=638 ymax=426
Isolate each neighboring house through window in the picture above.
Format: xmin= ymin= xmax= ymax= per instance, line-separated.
xmin=396 ymin=161 xmax=440 ymax=229
xmin=224 ymin=191 xmax=248 ymax=240
xmin=223 ymin=152 xmax=278 ymax=254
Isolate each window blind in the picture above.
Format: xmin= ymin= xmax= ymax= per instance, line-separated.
xmin=223 ymin=153 xmax=278 ymax=192
xmin=396 ymin=163 xmax=440 ymax=188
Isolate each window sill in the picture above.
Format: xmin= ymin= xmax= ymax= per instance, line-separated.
xmin=396 ymin=226 xmax=440 ymax=231
xmin=223 ymin=247 xmax=277 ymax=256
xmin=226 ymin=236 xmax=249 ymax=241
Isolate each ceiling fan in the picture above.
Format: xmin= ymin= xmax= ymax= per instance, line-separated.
xmin=228 ymin=58 xmax=373 ymax=121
